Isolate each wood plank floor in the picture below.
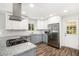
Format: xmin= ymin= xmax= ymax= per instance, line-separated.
xmin=36 ymin=42 xmax=79 ymax=56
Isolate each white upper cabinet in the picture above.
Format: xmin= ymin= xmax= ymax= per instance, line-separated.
xmin=48 ymin=16 xmax=61 ymax=24
xmin=37 ymin=20 xmax=48 ymax=30
xmin=5 ymin=12 xmax=28 ymax=30
xmin=19 ymin=19 xmax=28 ymax=30
xmin=44 ymin=20 xmax=48 ymax=29
xmin=37 ymin=20 xmax=44 ymax=30
xmin=37 ymin=16 xmax=61 ymax=30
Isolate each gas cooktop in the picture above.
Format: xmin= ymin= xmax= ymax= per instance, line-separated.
xmin=6 ymin=37 xmax=28 ymax=47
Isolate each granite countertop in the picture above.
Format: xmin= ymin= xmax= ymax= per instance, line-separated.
xmin=0 ymin=42 xmax=36 ymax=56
xmin=0 ymin=34 xmax=31 ymax=38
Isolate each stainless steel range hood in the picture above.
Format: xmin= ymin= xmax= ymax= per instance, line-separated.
xmin=9 ymin=3 xmax=22 ymax=21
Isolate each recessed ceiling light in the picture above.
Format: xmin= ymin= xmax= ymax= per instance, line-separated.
xmin=29 ymin=4 xmax=34 ymax=8
xmin=64 ymin=10 xmax=68 ymax=13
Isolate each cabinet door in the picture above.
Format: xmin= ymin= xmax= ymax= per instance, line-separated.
xmin=31 ymin=34 xmax=42 ymax=44
xmin=19 ymin=18 xmax=28 ymax=30
xmin=42 ymin=34 xmax=48 ymax=43
xmin=44 ymin=20 xmax=48 ymax=29
xmin=5 ymin=14 xmax=20 ymax=29
xmin=37 ymin=20 xmax=48 ymax=30
xmin=37 ymin=20 xmax=44 ymax=29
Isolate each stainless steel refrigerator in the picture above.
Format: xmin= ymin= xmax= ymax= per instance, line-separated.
xmin=48 ymin=23 xmax=60 ymax=48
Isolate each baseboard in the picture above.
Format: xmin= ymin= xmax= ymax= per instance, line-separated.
xmin=35 ymin=41 xmax=43 ymax=45
xmin=61 ymin=45 xmax=79 ymax=50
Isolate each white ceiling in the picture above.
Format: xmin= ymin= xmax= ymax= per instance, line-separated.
xmin=0 ymin=3 xmax=79 ymax=19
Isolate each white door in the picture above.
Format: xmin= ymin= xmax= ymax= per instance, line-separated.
xmin=63 ymin=17 xmax=78 ymax=49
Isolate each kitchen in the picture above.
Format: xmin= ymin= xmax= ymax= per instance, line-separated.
xmin=0 ymin=3 xmax=79 ymax=56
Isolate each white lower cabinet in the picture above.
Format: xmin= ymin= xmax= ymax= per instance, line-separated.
xmin=42 ymin=34 xmax=48 ymax=43
xmin=31 ymin=34 xmax=43 ymax=44
xmin=30 ymin=34 xmax=48 ymax=44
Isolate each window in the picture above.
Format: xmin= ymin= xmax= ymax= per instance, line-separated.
xmin=28 ymin=24 xmax=34 ymax=31
xmin=66 ymin=25 xmax=76 ymax=34
xmin=66 ymin=21 xmax=76 ymax=34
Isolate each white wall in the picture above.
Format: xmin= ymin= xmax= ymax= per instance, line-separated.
xmin=61 ymin=16 xmax=79 ymax=50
